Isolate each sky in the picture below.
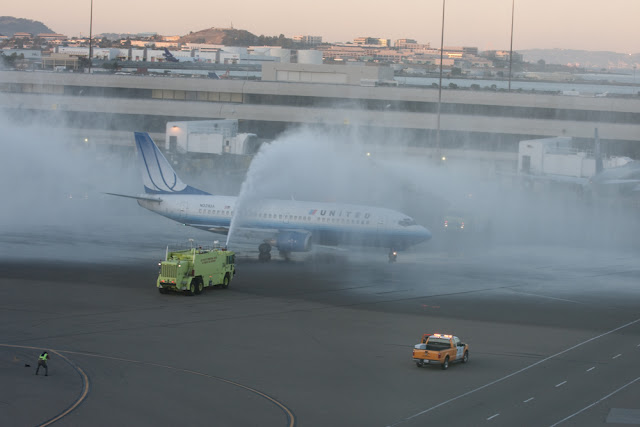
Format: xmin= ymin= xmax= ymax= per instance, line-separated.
xmin=5 ymin=0 xmax=640 ymax=53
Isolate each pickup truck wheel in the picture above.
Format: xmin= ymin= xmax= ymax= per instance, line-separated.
xmin=441 ymin=356 xmax=449 ymax=370
xmin=416 ymin=361 xmax=423 ymax=368
xmin=462 ymin=351 xmax=469 ymax=363
xmin=222 ymin=274 xmax=230 ymax=289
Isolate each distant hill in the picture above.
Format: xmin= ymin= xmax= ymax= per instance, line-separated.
xmin=179 ymin=27 xmax=293 ymax=47
xmin=520 ymin=48 xmax=640 ymax=71
xmin=0 ymin=16 xmax=54 ymax=36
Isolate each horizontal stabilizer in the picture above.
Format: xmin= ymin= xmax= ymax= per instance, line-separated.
xmin=598 ymin=179 xmax=640 ymax=186
xmin=103 ymin=192 xmax=162 ymax=203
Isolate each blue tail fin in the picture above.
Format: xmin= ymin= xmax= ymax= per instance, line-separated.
xmin=134 ymin=132 xmax=210 ymax=195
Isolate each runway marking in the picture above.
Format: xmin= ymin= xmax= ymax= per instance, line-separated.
xmin=549 ymin=376 xmax=640 ymax=426
xmin=508 ymin=290 xmax=583 ymax=304
xmin=587 ymin=367 xmax=595 ymax=372
xmin=37 ymin=348 xmax=296 ymax=427
xmin=387 ymin=317 xmax=640 ymax=426
xmin=555 ymin=381 xmax=567 ymax=388
xmin=487 ymin=413 xmax=500 ymax=421
xmin=376 ymin=290 xmax=411 ymax=295
xmin=612 ymin=354 xmax=622 ymax=359
xmin=0 ymin=344 xmax=90 ymax=427
xmin=523 ymin=397 xmax=535 ymax=403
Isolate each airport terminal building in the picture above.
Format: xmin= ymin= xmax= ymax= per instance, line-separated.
xmin=1 ymin=64 xmax=639 ymax=160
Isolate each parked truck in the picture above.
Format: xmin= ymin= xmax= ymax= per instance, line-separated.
xmin=517 ymin=136 xmax=631 ymax=193
xmin=412 ymin=333 xmax=469 ymax=370
xmin=157 ymin=243 xmax=235 ymax=295
xmin=165 ymin=119 xmax=259 ymax=156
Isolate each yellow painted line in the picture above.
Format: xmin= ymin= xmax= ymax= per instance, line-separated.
xmin=0 ymin=344 xmax=90 ymax=427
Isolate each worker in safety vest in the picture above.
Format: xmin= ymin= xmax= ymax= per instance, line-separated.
xmin=35 ymin=351 xmax=50 ymax=376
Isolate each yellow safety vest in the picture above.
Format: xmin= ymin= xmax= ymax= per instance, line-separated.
xmin=39 ymin=354 xmax=48 ymax=361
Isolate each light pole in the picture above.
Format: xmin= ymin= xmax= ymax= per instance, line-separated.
xmin=508 ymin=0 xmax=515 ymax=91
xmin=435 ymin=0 xmax=445 ymax=162
xmin=88 ymin=0 xmax=93 ymax=73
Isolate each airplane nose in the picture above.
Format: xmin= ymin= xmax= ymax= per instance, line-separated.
xmin=419 ymin=226 xmax=432 ymax=242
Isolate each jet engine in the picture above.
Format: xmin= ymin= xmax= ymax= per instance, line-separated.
xmin=275 ymin=231 xmax=313 ymax=252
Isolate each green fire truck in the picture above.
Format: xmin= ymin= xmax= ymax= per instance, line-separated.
xmin=157 ymin=243 xmax=236 ymax=295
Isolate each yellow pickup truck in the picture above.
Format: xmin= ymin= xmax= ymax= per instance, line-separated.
xmin=412 ymin=333 xmax=469 ymax=370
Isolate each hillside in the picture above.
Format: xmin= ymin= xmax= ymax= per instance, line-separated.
xmin=179 ymin=27 xmax=252 ymax=45
xmin=179 ymin=27 xmax=293 ymax=47
xmin=0 ymin=16 xmax=53 ymax=36
xmin=520 ymin=48 xmax=640 ymax=70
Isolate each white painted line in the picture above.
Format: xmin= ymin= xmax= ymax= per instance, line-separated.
xmin=549 ymin=377 xmax=640 ymax=426
xmin=555 ymin=381 xmax=567 ymax=388
xmin=487 ymin=413 xmax=500 ymax=421
xmin=387 ymin=317 xmax=640 ymax=426
xmin=586 ymin=367 xmax=595 ymax=372
xmin=612 ymin=354 xmax=622 ymax=359
xmin=510 ymin=291 xmax=583 ymax=304
xmin=523 ymin=397 xmax=535 ymax=403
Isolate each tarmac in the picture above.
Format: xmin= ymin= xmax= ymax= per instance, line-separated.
xmin=2 ymin=220 xmax=639 ymax=426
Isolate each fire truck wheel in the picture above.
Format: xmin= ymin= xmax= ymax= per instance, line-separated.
xmin=441 ymin=356 xmax=449 ymax=370
xmin=462 ymin=351 xmax=469 ymax=363
xmin=194 ymin=278 xmax=203 ymax=295
xmin=222 ymin=275 xmax=230 ymax=289
xmin=187 ymin=282 xmax=196 ymax=296
xmin=158 ymin=288 xmax=168 ymax=294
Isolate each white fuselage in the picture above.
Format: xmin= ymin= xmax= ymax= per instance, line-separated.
xmin=138 ymin=194 xmax=431 ymax=249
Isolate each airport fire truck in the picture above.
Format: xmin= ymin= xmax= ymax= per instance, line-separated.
xmin=157 ymin=243 xmax=235 ymax=295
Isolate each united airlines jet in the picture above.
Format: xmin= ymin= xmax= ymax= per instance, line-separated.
xmin=109 ymin=132 xmax=431 ymax=261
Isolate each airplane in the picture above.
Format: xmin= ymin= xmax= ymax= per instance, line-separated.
xmin=589 ymin=160 xmax=640 ymax=198
xmin=108 ymin=132 xmax=432 ymax=262
xmin=162 ymin=48 xmax=179 ymax=63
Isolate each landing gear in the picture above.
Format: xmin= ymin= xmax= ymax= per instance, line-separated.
xmin=388 ymin=249 xmax=398 ymax=263
xmin=279 ymin=250 xmax=291 ymax=261
xmin=258 ymin=243 xmax=272 ymax=262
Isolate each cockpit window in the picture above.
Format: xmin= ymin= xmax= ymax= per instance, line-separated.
xmin=398 ymin=218 xmax=417 ymax=227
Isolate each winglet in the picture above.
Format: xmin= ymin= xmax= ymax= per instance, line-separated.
xmin=134 ymin=132 xmax=210 ymax=195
